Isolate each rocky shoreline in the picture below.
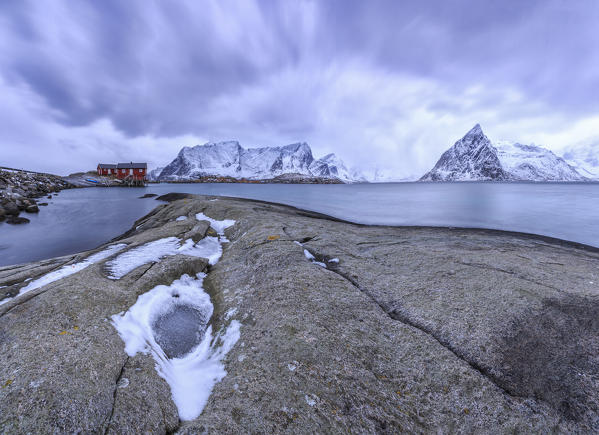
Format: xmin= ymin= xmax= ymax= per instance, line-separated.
xmin=0 ymin=195 xmax=598 ymax=433
xmin=0 ymin=168 xmax=74 ymax=224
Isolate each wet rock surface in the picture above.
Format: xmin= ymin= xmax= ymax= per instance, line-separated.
xmin=0 ymin=195 xmax=598 ymax=433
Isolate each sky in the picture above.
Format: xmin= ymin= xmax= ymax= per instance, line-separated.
xmin=0 ymin=0 xmax=598 ymax=177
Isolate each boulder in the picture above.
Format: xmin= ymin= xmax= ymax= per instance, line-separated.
xmin=3 ymin=201 xmax=19 ymax=216
xmin=5 ymin=215 xmax=30 ymax=224
xmin=25 ymin=205 xmax=39 ymax=213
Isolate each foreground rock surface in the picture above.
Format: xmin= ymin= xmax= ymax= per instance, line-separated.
xmin=0 ymin=195 xmax=598 ymax=433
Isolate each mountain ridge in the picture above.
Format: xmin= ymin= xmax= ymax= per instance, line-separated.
xmin=156 ymin=141 xmax=360 ymax=182
xmin=421 ymin=125 xmax=586 ymax=182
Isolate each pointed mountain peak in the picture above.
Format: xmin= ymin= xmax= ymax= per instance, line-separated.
xmin=466 ymin=123 xmax=483 ymax=136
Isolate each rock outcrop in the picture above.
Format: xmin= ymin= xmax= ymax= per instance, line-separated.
xmin=1 ymin=196 xmax=598 ymax=432
xmin=0 ymin=169 xmax=73 ymax=225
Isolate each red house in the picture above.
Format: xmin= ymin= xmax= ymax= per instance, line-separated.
xmin=116 ymin=162 xmax=147 ymax=181
xmin=97 ymin=164 xmax=117 ymax=176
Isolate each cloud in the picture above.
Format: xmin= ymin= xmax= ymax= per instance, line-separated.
xmin=0 ymin=0 xmax=598 ymax=176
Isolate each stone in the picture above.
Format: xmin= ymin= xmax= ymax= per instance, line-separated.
xmin=139 ymin=193 xmax=158 ymax=199
xmin=3 ymin=201 xmax=19 ymax=216
xmin=25 ymin=205 xmax=39 ymax=213
xmin=5 ymin=215 xmax=30 ymax=224
xmin=0 ymin=196 xmax=597 ymax=433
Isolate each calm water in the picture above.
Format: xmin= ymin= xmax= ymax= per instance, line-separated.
xmin=1 ymin=182 xmax=598 ymax=266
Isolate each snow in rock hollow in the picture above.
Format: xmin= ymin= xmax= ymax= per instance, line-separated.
xmin=303 ymin=249 xmax=326 ymax=268
xmin=105 ymin=237 xmax=182 ymax=279
xmin=110 ymin=273 xmax=241 ymax=421
xmin=0 ymin=244 xmax=126 ymax=306
xmin=105 ymin=234 xmax=227 ymax=279
xmin=195 ymin=212 xmax=236 ymax=236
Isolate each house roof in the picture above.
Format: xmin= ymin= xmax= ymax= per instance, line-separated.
xmin=117 ymin=162 xmax=147 ymax=169
xmin=98 ymin=164 xmax=117 ymax=169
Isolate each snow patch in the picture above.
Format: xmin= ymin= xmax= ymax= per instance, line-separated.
xmin=304 ymin=249 xmax=326 ymax=268
xmin=105 ymin=237 xmax=181 ymax=279
xmin=111 ymin=273 xmax=240 ymax=421
xmin=175 ymin=216 xmax=188 ymax=221
xmin=195 ymin=212 xmax=236 ymax=236
xmin=0 ymin=244 xmax=126 ymax=306
xmin=178 ymin=237 xmax=223 ymax=265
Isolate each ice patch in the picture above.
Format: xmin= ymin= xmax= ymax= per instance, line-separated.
xmin=329 ymin=258 xmax=339 ymax=263
xmin=195 ymin=212 xmax=235 ymax=236
xmin=111 ymin=273 xmax=241 ymax=421
xmin=105 ymin=237 xmax=181 ymax=279
xmin=303 ymin=249 xmax=315 ymax=261
xmin=178 ymin=237 xmax=223 ymax=265
xmin=106 ymin=235 xmax=226 ymax=280
xmin=305 ymin=394 xmax=317 ymax=406
xmin=304 ymin=249 xmax=326 ymax=268
xmin=224 ymin=307 xmax=238 ymax=320
xmin=294 ymin=241 xmax=303 ymax=246
xmin=0 ymin=244 xmax=126 ymax=306
xmin=175 ymin=216 xmax=188 ymax=221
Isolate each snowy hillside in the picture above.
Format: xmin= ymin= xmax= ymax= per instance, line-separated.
xmin=157 ymin=141 xmax=359 ymax=182
xmin=147 ymin=166 xmax=164 ymax=181
xmin=422 ymin=124 xmax=585 ymax=181
xmin=494 ymin=141 xmax=583 ymax=181
xmin=562 ymin=144 xmax=599 ymax=180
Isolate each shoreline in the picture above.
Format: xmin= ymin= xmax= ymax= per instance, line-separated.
xmin=2 ymin=190 xmax=599 ymax=270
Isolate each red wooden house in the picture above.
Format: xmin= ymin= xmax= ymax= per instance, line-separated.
xmin=116 ymin=162 xmax=147 ymax=181
xmin=97 ymin=164 xmax=117 ymax=176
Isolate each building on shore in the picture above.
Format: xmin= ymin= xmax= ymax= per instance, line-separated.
xmin=97 ymin=164 xmax=117 ymax=176
xmin=96 ymin=162 xmax=147 ymax=185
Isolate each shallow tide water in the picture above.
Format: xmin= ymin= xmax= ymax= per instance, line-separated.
xmin=1 ymin=182 xmax=598 ymax=266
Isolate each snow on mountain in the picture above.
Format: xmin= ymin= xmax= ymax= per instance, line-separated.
xmin=158 ymin=141 xmax=359 ymax=182
xmin=421 ymin=124 xmax=509 ymax=181
xmin=494 ymin=141 xmax=583 ymax=181
xmin=309 ymin=153 xmax=353 ymax=181
xmin=360 ymin=168 xmax=418 ymax=182
xmin=147 ymin=166 xmax=164 ymax=181
xmin=562 ymin=144 xmax=599 ymax=180
xmin=421 ymin=124 xmax=585 ymax=182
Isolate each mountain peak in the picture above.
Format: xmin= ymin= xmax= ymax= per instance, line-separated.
xmin=465 ymin=123 xmax=483 ymax=137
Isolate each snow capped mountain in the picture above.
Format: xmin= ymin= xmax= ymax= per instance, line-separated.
xmin=562 ymin=144 xmax=599 ymax=180
xmin=421 ymin=124 xmax=585 ymax=182
xmin=157 ymin=141 xmax=359 ymax=182
xmin=494 ymin=141 xmax=583 ymax=181
xmin=146 ymin=166 xmax=164 ymax=181
xmin=421 ymin=124 xmax=509 ymax=181
xmin=309 ymin=153 xmax=353 ymax=181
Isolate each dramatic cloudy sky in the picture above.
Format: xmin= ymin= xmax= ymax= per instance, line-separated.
xmin=1 ymin=0 xmax=598 ymax=177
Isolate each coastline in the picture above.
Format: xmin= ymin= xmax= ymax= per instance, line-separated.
xmin=1 ymin=194 xmax=598 ymax=432
xmin=0 ymin=168 xmax=74 ymax=225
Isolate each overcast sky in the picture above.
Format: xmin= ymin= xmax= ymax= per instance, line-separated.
xmin=1 ymin=0 xmax=598 ymax=176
